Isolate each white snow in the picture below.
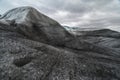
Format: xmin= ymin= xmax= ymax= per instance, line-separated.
xmin=0 ymin=7 xmax=59 ymax=26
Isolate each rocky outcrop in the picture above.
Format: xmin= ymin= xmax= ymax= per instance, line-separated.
xmin=0 ymin=7 xmax=120 ymax=80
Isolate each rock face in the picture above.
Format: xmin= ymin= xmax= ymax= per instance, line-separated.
xmin=0 ymin=7 xmax=120 ymax=80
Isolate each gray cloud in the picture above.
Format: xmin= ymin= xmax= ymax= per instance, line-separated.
xmin=0 ymin=0 xmax=120 ymax=31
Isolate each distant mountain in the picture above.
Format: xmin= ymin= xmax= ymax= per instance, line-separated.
xmin=63 ymin=26 xmax=104 ymax=35
xmin=80 ymin=29 xmax=120 ymax=38
xmin=0 ymin=7 xmax=120 ymax=80
xmin=64 ymin=26 xmax=102 ymax=31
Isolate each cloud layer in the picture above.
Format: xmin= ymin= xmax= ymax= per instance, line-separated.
xmin=0 ymin=0 xmax=120 ymax=31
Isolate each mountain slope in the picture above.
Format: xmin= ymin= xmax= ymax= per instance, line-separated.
xmin=0 ymin=6 xmax=71 ymax=45
xmin=0 ymin=7 xmax=120 ymax=80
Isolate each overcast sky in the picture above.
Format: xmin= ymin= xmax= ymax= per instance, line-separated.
xmin=0 ymin=0 xmax=120 ymax=31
